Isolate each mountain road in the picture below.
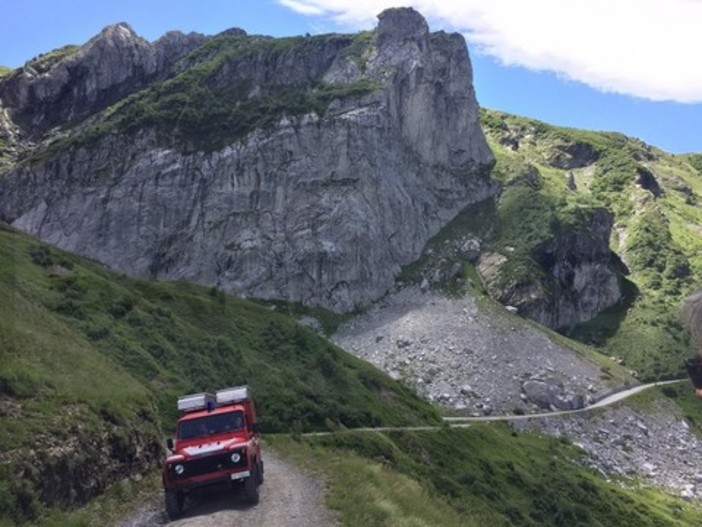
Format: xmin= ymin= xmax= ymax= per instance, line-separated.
xmin=119 ymin=379 xmax=684 ymax=526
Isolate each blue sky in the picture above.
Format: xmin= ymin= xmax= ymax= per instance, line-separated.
xmin=1 ymin=0 xmax=700 ymax=154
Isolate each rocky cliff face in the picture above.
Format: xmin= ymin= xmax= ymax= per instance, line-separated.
xmin=0 ymin=8 xmax=495 ymax=312
xmin=479 ymin=208 xmax=622 ymax=330
xmin=0 ymin=24 xmax=205 ymax=138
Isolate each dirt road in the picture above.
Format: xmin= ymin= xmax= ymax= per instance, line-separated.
xmin=442 ymin=379 xmax=684 ymax=423
xmin=118 ymin=452 xmax=338 ymax=527
xmin=121 ymin=379 xmax=683 ymax=526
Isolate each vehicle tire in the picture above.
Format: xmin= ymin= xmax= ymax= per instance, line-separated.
xmin=257 ymin=458 xmax=264 ymax=485
xmin=244 ymin=466 xmax=260 ymax=504
xmin=165 ymin=489 xmax=185 ymax=520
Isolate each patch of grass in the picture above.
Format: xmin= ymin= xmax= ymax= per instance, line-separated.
xmin=252 ymin=298 xmax=353 ymax=336
xmin=681 ymin=153 xmax=702 ymax=174
xmin=341 ymin=30 xmax=375 ymax=71
xmin=30 ymin=473 xmax=161 ymax=527
xmin=269 ymin=436 xmax=488 ymax=527
xmin=626 ymin=208 xmax=691 ymax=292
xmin=397 ymin=197 xmax=497 ymax=291
xmin=652 ymin=383 xmax=702 ymax=436
xmin=24 ymin=45 xmax=79 ymax=73
xmin=272 ymin=426 xmax=702 ymax=527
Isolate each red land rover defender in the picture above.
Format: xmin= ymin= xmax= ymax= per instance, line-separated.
xmin=162 ymin=385 xmax=264 ymax=520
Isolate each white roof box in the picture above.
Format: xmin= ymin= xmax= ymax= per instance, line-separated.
xmin=216 ymin=385 xmax=251 ymax=405
xmin=177 ymin=392 xmax=215 ymax=413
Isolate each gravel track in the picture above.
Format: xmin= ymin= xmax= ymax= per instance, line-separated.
xmin=118 ymin=452 xmax=337 ymax=527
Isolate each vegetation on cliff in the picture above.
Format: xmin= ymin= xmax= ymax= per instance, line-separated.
xmin=33 ymin=31 xmax=380 ymax=159
xmin=422 ymin=109 xmax=702 ymax=380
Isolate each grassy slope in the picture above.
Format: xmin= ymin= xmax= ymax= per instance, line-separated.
xmin=1 ymin=224 xmax=439 ymax=432
xmin=476 ymin=108 xmax=701 ymax=380
xmin=6 ymin=221 xmax=696 ymax=527
xmin=0 ymin=224 xmax=439 ymax=524
xmin=271 ymin=426 xmax=702 ymax=527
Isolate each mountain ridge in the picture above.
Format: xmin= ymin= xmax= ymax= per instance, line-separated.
xmin=0 ymin=8 xmax=495 ymax=313
xmin=2 ymin=7 xmax=702 ymax=525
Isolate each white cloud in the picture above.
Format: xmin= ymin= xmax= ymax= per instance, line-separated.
xmin=277 ymin=0 xmax=702 ymax=103
xmin=278 ymin=0 xmax=327 ymax=16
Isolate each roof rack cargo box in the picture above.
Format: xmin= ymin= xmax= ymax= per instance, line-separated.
xmin=215 ymin=385 xmax=251 ymax=405
xmin=216 ymin=385 xmax=258 ymax=428
xmin=177 ymin=392 xmax=215 ymax=413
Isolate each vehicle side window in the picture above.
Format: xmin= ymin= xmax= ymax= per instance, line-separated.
xmin=178 ymin=421 xmax=196 ymax=439
xmin=232 ymin=412 xmax=244 ymax=430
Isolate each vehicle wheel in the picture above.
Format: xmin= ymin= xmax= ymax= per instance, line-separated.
xmin=257 ymin=458 xmax=264 ymax=485
xmin=244 ymin=466 xmax=260 ymax=504
xmin=165 ymin=489 xmax=185 ymax=520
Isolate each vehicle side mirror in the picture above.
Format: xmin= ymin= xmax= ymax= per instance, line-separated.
xmin=253 ymin=423 xmax=261 ymax=434
xmin=166 ymin=438 xmax=174 ymax=451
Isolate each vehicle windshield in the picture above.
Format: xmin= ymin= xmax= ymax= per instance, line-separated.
xmin=178 ymin=410 xmax=245 ymax=439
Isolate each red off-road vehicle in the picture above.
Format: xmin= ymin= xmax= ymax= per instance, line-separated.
xmin=162 ymin=386 xmax=264 ymax=520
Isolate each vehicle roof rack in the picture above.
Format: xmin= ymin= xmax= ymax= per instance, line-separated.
xmin=216 ymin=385 xmax=251 ymax=406
xmin=177 ymin=392 xmax=215 ymax=413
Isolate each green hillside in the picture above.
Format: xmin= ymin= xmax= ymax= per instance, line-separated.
xmin=273 ymin=422 xmax=702 ymax=527
xmin=3 ymin=209 xmax=702 ymax=526
xmin=454 ymin=109 xmax=702 ymax=379
xmin=0 ymin=223 xmax=438 ymax=525
xmin=4 ymin=99 xmax=702 ymax=524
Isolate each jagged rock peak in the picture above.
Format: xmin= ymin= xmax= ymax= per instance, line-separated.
xmin=87 ymin=22 xmax=148 ymax=52
xmin=0 ymin=21 xmax=205 ymax=138
xmin=98 ymin=22 xmax=139 ymax=40
xmin=377 ymin=7 xmax=429 ymax=44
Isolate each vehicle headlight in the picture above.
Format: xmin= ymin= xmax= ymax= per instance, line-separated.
xmin=174 ymin=464 xmax=185 ymax=475
xmin=230 ymin=453 xmax=241 ymax=463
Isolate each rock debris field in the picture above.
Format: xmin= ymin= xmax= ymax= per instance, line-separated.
xmin=514 ymin=400 xmax=702 ymax=501
xmin=334 ymin=286 xmax=608 ymax=416
xmin=333 ymin=286 xmax=702 ymax=501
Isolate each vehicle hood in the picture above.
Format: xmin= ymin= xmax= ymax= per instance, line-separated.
xmin=175 ymin=436 xmax=247 ymax=459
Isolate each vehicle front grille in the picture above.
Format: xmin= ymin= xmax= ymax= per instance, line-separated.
xmin=168 ymin=448 xmax=247 ymax=479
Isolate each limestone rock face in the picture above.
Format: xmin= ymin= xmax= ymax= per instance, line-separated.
xmin=0 ymin=23 xmax=205 ymax=136
xmin=488 ymin=208 xmax=622 ymax=330
xmin=0 ymin=8 xmax=496 ymax=312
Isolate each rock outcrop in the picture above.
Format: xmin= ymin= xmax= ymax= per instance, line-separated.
xmin=0 ymin=8 xmax=495 ymax=312
xmin=3 ymin=404 xmax=161 ymax=520
xmin=480 ymin=208 xmax=622 ymax=330
xmin=0 ymin=24 xmax=205 ymax=137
